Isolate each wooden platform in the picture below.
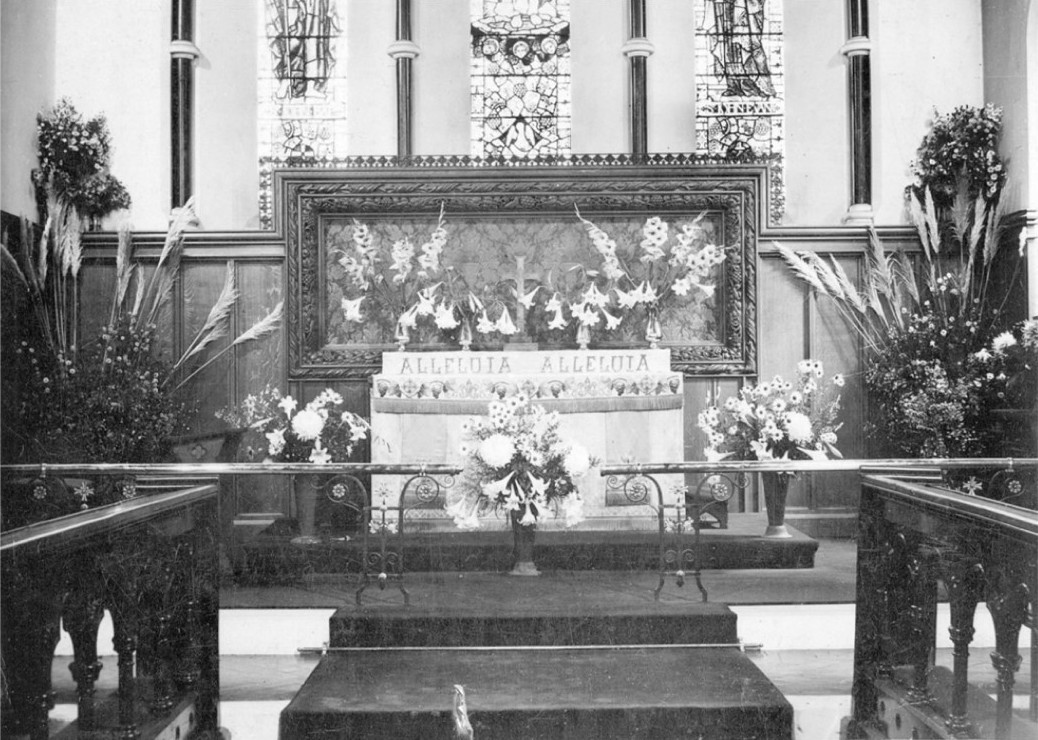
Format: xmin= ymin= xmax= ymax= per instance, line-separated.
xmin=234 ymin=513 xmax=818 ymax=584
xmin=279 ymin=647 xmax=793 ymax=740
xmin=278 ymin=571 xmax=794 ymax=739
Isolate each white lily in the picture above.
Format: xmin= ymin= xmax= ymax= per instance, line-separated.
xmin=481 ymin=470 xmax=516 ymax=498
xmin=341 ymin=296 xmax=365 ymax=322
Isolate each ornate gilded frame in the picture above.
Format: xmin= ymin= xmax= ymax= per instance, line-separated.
xmin=279 ymin=155 xmax=760 ymax=378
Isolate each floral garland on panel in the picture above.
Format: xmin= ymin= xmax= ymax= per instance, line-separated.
xmin=446 ymin=395 xmax=595 ymax=530
xmin=697 ymin=360 xmax=843 ymax=463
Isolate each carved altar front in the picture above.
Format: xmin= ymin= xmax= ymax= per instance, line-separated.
xmin=371 ymin=348 xmax=685 ymax=530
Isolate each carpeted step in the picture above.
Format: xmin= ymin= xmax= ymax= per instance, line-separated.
xmin=330 ymin=574 xmax=738 ymax=648
xmin=241 ymin=514 xmax=818 ymax=581
xmin=278 ymin=646 xmax=793 ymax=740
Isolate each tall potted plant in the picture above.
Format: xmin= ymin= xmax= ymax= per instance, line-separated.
xmin=776 ymin=105 xmax=1029 ymax=477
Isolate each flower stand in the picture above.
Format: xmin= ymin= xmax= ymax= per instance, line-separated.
xmin=761 ymin=472 xmax=793 ymax=539
xmin=510 ymin=511 xmax=540 ymax=576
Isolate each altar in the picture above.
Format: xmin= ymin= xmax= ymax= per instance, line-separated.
xmin=371 ymin=348 xmax=685 ymax=530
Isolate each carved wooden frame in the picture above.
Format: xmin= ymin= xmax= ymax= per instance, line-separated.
xmin=279 ymin=156 xmax=760 ymax=379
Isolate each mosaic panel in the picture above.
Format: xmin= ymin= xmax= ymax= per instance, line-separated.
xmin=470 ymin=0 xmax=571 ymax=159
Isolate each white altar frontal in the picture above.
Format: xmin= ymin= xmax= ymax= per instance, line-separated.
xmin=371 ymin=348 xmax=685 ymax=531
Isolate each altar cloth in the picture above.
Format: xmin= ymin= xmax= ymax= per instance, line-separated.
xmin=371 ymin=349 xmax=686 ymax=530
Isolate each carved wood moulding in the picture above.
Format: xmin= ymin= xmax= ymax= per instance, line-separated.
xmin=279 ymin=157 xmax=762 ymax=379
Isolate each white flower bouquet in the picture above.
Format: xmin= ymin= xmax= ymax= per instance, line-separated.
xmin=564 ymin=210 xmax=726 ymax=332
xmin=447 ymin=395 xmax=594 ymax=530
xmin=219 ymin=387 xmax=370 ymax=464
xmin=697 ymin=360 xmax=843 ymax=462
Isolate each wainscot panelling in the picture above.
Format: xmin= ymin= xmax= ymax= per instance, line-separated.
xmin=76 ymin=225 xmax=920 ymax=529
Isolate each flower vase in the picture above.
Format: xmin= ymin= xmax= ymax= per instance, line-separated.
xmin=645 ymin=305 xmax=663 ymax=349
xmin=510 ymin=510 xmax=540 ymax=576
xmin=292 ymin=474 xmax=322 ymax=546
xmin=394 ymin=319 xmax=410 ymax=351
xmin=576 ymin=322 xmax=591 ymax=350
xmin=761 ymin=472 xmax=793 ymax=539
xmin=459 ymin=318 xmax=473 ymax=351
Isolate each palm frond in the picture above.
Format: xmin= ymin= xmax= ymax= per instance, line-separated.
xmin=982 ymin=192 xmax=1007 ymax=268
xmin=229 ymin=301 xmax=283 ymax=347
xmin=113 ymin=226 xmax=136 ymax=314
xmin=174 ymin=266 xmax=238 ymax=370
xmin=907 ymin=193 xmax=933 ymax=262
xmin=1 ymin=244 xmax=29 ymax=288
xmin=172 ymin=301 xmax=284 ymax=391
xmin=803 ymin=251 xmax=846 ymax=300
xmin=949 ymin=177 xmax=972 ymax=246
xmin=923 ymin=188 xmax=941 ymax=262
xmin=773 ymin=243 xmax=826 ymax=294
xmin=829 ymin=257 xmax=866 ymax=314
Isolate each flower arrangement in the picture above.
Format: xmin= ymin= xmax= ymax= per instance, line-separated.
xmin=778 ymin=104 xmax=1026 ymax=459
xmin=335 ymin=208 xmax=448 ymax=338
xmin=975 ymin=319 xmax=1038 ymax=410
xmin=909 ymin=104 xmax=1006 ymax=205
xmin=446 ymin=395 xmax=594 ymax=530
xmin=1 ymin=199 xmax=283 ymax=467
xmin=697 ymin=360 xmax=843 ymax=462
xmin=217 ymin=386 xmax=370 ymax=464
xmin=569 ymin=210 xmax=726 ymax=337
xmin=32 ymin=99 xmax=131 ymax=224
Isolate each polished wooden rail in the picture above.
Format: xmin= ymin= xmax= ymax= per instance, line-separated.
xmin=849 ymin=471 xmax=1038 ymax=740
xmin=1 ymin=482 xmax=220 ymax=740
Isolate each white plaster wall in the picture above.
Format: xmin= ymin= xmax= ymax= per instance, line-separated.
xmin=196 ymin=0 xmax=261 ymax=230
xmin=871 ymin=0 xmax=985 ymax=225
xmin=647 ymin=0 xmax=698 ymax=153
xmin=345 ymin=0 xmax=396 ymax=156
xmin=571 ymin=0 xmax=628 ymax=154
xmin=414 ymin=0 xmax=471 ymax=156
xmin=782 ymin=0 xmax=849 ymax=227
xmin=1 ymin=0 xmax=57 ymax=220
xmin=982 ymin=0 xmax=1033 ymax=212
xmin=51 ymin=0 xmax=168 ymax=231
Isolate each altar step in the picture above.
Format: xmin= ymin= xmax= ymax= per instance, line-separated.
xmin=235 ymin=513 xmax=818 ymax=583
xmin=278 ymin=646 xmax=793 ymax=740
xmin=278 ymin=574 xmax=794 ymax=739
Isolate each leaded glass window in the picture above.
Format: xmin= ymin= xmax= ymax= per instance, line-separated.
xmin=470 ymin=0 xmax=571 ymax=159
xmin=694 ymin=0 xmax=785 ymax=221
xmin=258 ymin=0 xmax=349 ymax=227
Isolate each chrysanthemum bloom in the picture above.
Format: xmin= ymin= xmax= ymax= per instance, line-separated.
xmin=784 ymin=411 xmax=814 ymax=445
xmin=478 ymin=434 xmax=516 ymax=468
xmin=292 ymin=408 xmax=325 ymax=441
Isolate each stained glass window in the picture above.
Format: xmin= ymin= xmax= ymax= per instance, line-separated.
xmin=258 ymin=0 xmax=349 ymax=227
xmin=694 ymin=0 xmax=784 ymax=160
xmin=470 ymin=0 xmax=571 ymax=159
